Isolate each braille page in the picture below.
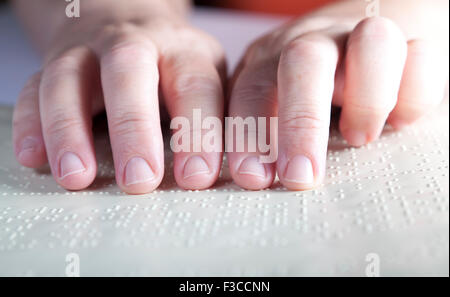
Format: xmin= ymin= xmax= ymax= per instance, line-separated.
xmin=0 ymin=104 xmax=448 ymax=276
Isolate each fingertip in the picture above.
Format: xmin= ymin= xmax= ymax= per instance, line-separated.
xmin=340 ymin=128 xmax=369 ymax=147
xmin=387 ymin=116 xmax=412 ymax=131
xmin=121 ymin=181 xmax=160 ymax=195
xmin=389 ymin=39 xmax=446 ymax=130
xmin=15 ymin=136 xmax=47 ymax=168
xmin=230 ymin=155 xmax=275 ymax=190
xmin=120 ymin=180 xmax=161 ymax=195
xmin=339 ymin=108 xmax=385 ymax=147
xmin=282 ymin=181 xmax=321 ymax=191
xmin=352 ymin=16 xmax=407 ymax=47
xmin=55 ymin=151 xmax=96 ymax=191
xmin=174 ymin=154 xmax=220 ymax=190
xmin=278 ymin=154 xmax=321 ymax=191
xmin=119 ymin=156 xmax=162 ymax=195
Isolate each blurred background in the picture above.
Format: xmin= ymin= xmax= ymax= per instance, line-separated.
xmin=0 ymin=1 xmax=289 ymax=106
xmin=194 ymin=0 xmax=335 ymax=15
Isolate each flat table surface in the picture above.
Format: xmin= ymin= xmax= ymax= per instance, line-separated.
xmin=0 ymin=6 xmax=448 ymax=276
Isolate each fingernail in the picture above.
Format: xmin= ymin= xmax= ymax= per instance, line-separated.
xmin=59 ymin=152 xmax=86 ymax=179
xmin=344 ymin=130 xmax=367 ymax=147
xmin=124 ymin=157 xmax=156 ymax=186
xmin=183 ymin=156 xmax=210 ymax=179
xmin=284 ymin=155 xmax=314 ymax=184
xmin=19 ymin=136 xmax=38 ymax=154
xmin=238 ymin=156 xmax=266 ymax=178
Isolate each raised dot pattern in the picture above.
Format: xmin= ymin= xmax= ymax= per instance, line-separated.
xmin=0 ymin=105 xmax=448 ymax=276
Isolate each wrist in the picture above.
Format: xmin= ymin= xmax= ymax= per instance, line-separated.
xmin=77 ymin=0 xmax=190 ymax=20
xmin=15 ymin=0 xmax=191 ymax=54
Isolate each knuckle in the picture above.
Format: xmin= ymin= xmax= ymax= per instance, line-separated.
xmin=232 ymin=80 xmax=276 ymax=106
xmin=99 ymin=24 xmax=157 ymax=70
xmin=96 ymin=23 xmax=139 ymax=45
xmin=17 ymin=74 xmax=41 ymax=103
xmin=103 ymin=40 xmax=157 ymax=69
xmin=43 ymin=54 xmax=82 ymax=82
xmin=352 ymin=17 xmax=406 ymax=45
xmin=230 ymin=63 xmax=278 ymax=106
xmin=43 ymin=111 xmax=85 ymax=137
xmin=109 ymin=111 xmax=153 ymax=136
xmin=172 ymin=26 xmax=201 ymax=42
xmin=281 ymin=35 xmax=333 ymax=64
xmin=12 ymin=107 xmax=40 ymax=127
xmin=245 ymin=39 xmax=267 ymax=61
xmin=42 ymin=48 xmax=96 ymax=88
xmin=23 ymin=73 xmax=42 ymax=91
xmin=206 ymin=35 xmax=225 ymax=56
xmin=281 ymin=108 xmax=329 ymax=132
xmin=243 ymin=36 xmax=278 ymax=64
xmin=169 ymin=73 xmax=220 ymax=101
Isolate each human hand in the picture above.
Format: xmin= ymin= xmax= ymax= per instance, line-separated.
xmin=227 ymin=12 xmax=448 ymax=190
xmin=12 ymin=0 xmax=226 ymax=194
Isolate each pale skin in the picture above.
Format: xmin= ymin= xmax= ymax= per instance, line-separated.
xmin=12 ymin=0 xmax=449 ymax=194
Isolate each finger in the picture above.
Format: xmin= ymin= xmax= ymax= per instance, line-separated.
xmin=161 ymin=49 xmax=224 ymax=190
xmin=340 ymin=17 xmax=407 ymax=146
xmin=100 ymin=36 xmax=164 ymax=194
xmin=13 ymin=72 xmax=47 ymax=168
xmin=388 ymin=39 xmax=448 ymax=129
xmin=227 ymin=57 xmax=278 ymax=190
xmin=39 ymin=47 xmax=98 ymax=190
xmin=277 ymin=32 xmax=342 ymax=190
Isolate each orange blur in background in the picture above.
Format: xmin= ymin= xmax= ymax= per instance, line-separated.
xmin=221 ymin=0 xmax=337 ymax=15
